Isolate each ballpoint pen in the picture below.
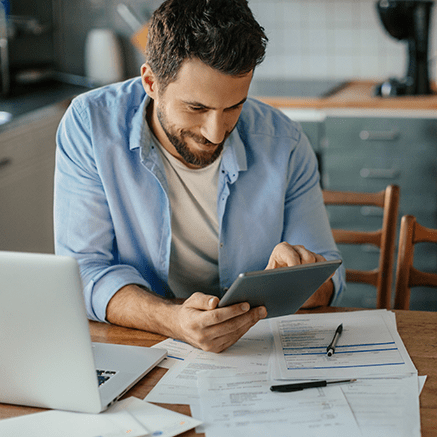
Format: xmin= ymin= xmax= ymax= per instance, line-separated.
xmin=270 ymin=378 xmax=356 ymax=392
xmin=326 ymin=323 xmax=343 ymax=357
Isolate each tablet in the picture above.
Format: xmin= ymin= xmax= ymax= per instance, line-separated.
xmin=218 ymin=259 xmax=342 ymax=319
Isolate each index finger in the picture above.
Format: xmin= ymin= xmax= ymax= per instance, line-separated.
xmin=266 ymin=242 xmax=302 ymax=269
xmin=292 ymin=245 xmax=326 ymax=264
xmin=212 ymin=301 xmax=268 ymax=327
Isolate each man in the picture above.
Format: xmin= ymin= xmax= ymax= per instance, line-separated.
xmin=54 ymin=0 xmax=344 ymax=353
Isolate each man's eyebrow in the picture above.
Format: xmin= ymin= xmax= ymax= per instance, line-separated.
xmin=183 ymin=97 xmax=247 ymax=110
xmin=228 ymin=97 xmax=247 ymax=109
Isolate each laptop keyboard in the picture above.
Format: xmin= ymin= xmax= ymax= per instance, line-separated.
xmin=96 ymin=369 xmax=117 ymax=386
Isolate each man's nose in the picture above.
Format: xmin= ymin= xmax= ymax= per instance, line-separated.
xmin=200 ymin=112 xmax=227 ymax=145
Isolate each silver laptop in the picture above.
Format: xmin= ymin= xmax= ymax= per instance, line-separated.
xmin=0 ymin=251 xmax=167 ymax=413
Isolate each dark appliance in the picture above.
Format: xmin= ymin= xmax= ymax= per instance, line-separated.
xmin=0 ymin=0 xmax=55 ymax=96
xmin=375 ymin=0 xmax=434 ymax=96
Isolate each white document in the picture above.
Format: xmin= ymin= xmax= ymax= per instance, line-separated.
xmin=0 ymin=400 xmax=148 ymax=437
xmin=341 ymin=375 xmax=421 ymax=437
xmin=111 ymin=397 xmax=202 ymax=437
xmin=0 ymin=397 xmax=201 ymax=437
xmin=270 ymin=310 xmax=417 ymax=380
xmin=152 ymin=338 xmax=196 ymax=369
xmin=144 ymin=359 xmax=236 ymax=404
xmin=146 ymin=320 xmax=272 ymax=405
xmin=419 ymin=375 xmax=427 ymax=394
xmin=197 ymin=370 xmax=362 ymax=437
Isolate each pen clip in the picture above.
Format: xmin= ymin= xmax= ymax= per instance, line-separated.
xmin=326 ymin=323 xmax=343 ymax=357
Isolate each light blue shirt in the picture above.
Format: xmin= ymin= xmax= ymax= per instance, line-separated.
xmin=54 ymin=77 xmax=345 ymax=322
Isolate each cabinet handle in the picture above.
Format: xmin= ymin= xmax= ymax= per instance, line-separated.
xmin=0 ymin=157 xmax=12 ymax=170
xmin=360 ymin=168 xmax=400 ymax=179
xmin=359 ymin=130 xmax=399 ymax=141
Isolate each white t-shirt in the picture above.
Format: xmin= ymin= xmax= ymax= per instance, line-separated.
xmin=155 ymin=142 xmax=222 ymax=298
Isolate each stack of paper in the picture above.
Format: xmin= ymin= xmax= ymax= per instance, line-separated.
xmin=147 ymin=309 xmax=423 ymax=437
xmin=269 ymin=310 xmax=416 ymax=380
xmin=0 ymin=396 xmax=201 ymax=437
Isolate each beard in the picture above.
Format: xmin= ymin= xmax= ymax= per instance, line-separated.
xmin=156 ymin=105 xmax=232 ymax=168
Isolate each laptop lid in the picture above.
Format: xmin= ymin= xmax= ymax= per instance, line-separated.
xmin=0 ymin=251 xmax=166 ymax=413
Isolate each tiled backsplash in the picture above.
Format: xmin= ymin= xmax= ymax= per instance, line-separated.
xmin=249 ymin=0 xmax=437 ymax=81
xmin=55 ymin=0 xmax=437 ymax=83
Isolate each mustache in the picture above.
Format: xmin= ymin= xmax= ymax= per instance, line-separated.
xmin=181 ymin=131 xmax=232 ymax=147
xmin=182 ymin=131 xmax=224 ymax=147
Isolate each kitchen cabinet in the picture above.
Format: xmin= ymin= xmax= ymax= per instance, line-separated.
xmin=266 ymin=82 xmax=437 ymax=310
xmin=0 ymin=103 xmax=66 ymax=253
xmin=322 ymin=111 xmax=437 ymax=309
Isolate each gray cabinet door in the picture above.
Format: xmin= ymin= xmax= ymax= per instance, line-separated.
xmin=324 ymin=114 xmax=437 ymax=310
xmin=0 ymin=104 xmax=65 ymax=253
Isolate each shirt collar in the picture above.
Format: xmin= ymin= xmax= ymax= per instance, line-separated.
xmin=128 ymin=95 xmax=151 ymax=152
xmin=220 ymin=124 xmax=248 ymax=183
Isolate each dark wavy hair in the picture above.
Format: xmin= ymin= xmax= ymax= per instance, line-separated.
xmin=145 ymin=0 xmax=268 ymax=91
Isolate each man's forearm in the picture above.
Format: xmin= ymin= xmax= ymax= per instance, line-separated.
xmin=105 ymin=284 xmax=180 ymax=337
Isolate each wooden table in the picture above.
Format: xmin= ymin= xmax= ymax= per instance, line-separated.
xmin=1 ymin=307 xmax=436 ymax=436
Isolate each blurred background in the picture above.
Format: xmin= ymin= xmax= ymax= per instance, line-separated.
xmin=2 ymin=0 xmax=437 ymax=87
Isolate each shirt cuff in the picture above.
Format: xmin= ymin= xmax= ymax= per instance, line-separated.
xmin=84 ymin=265 xmax=151 ymax=322
xmin=330 ymin=264 xmax=346 ymax=306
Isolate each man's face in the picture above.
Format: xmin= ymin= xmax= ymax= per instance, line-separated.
xmin=142 ymin=59 xmax=253 ymax=169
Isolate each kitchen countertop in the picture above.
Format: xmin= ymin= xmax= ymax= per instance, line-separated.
xmin=254 ymin=80 xmax=437 ymax=110
xmin=0 ymin=80 xmax=92 ymax=131
xmin=1 ymin=80 xmax=436 ymax=134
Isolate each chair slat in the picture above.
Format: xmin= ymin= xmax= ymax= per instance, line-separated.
xmin=332 ymin=230 xmax=381 ymax=247
xmin=346 ymin=269 xmax=379 ymax=286
xmin=394 ymin=215 xmax=437 ymax=310
xmin=323 ymin=185 xmax=400 ymax=310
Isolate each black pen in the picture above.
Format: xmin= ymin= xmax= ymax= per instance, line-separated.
xmin=326 ymin=323 xmax=343 ymax=357
xmin=270 ymin=379 xmax=356 ymax=393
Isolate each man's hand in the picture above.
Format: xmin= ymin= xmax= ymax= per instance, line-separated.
xmin=106 ymin=285 xmax=267 ymax=353
xmin=266 ymin=242 xmax=326 ymax=269
xmin=173 ymin=292 xmax=267 ymax=353
xmin=265 ymin=242 xmax=335 ymax=308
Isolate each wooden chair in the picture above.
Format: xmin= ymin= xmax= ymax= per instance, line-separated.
xmin=394 ymin=215 xmax=437 ymax=309
xmin=323 ymin=185 xmax=400 ymax=309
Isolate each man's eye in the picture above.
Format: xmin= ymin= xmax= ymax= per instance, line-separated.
xmin=189 ymin=106 xmax=205 ymax=112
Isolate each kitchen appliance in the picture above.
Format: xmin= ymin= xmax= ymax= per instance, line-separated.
xmin=0 ymin=0 xmax=55 ymax=96
xmin=375 ymin=0 xmax=434 ymax=96
xmin=84 ymin=28 xmax=124 ymax=86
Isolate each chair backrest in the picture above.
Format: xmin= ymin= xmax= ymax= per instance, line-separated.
xmin=323 ymin=185 xmax=400 ymax=309
xmin=394 ymin=215 xmax=437 ymax=310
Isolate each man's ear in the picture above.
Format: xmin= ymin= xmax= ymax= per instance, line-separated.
xmin=141 ymin=63 xmax=158 ymax=97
